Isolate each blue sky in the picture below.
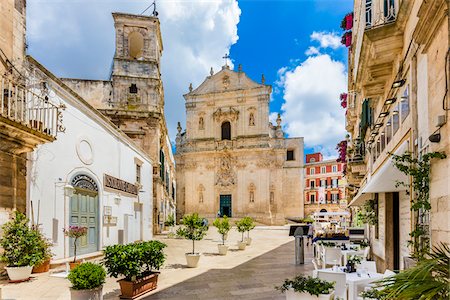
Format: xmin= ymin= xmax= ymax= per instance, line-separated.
xmin=27 ymin=0 xmax=352 ymax=158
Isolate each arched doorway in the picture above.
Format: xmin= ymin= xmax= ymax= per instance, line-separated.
xmin=221 ymin=121 xmax=231 ymax=140
xmin=69 ymin=174 xmax=99 ymax=257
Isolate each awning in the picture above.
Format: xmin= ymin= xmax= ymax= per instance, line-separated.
xmin=348 ymin=140 xmax=410 ymax=206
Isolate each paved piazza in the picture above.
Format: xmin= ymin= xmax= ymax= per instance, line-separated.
xmin=0 ymin=226 xmax=313 ymax=299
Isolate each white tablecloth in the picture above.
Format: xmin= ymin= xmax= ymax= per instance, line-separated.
xmin=313 ymin=268 xmax=383 ymax=300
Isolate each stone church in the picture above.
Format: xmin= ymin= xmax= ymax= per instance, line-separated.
xmin=175 ymin=63 xmax=304 ymax=225
xmin=62 ymin=13 xmax=175 ymax=234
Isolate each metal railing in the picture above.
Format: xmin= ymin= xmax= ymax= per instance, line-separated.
xmin=365 ymin=0 xmax=396 ymax=29
xmin=1 ymin=75 xmax=62 ymax=138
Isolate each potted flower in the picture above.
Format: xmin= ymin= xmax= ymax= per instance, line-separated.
xmin=103 ymin=240 xmax=166 ymax=299
xmin=235 ymin=218 xmax=247 ymax=250
xmin=63 ymin=225 xmax=88 ymax=269
xmin=243 ymin=216 xmax=255 ymax=245
xmin=176 ymin=213 xmax=208 ymax=268
xmin=347 ymin=255 xmax=362 ymax=273
xmin=164 ymin=213 xmax=176 ymax=233
xmin=276 ymin=275 xmax=335 ymax=300
xmin=68 ymin=262 xmax=106 ymax=300
xmin=0 ymin=211 xmax=45 ymax=281
xmin=32 ymin=229 xmax=53 ymax=273
xmin=213 ymin=216 xmax=231 ymax=255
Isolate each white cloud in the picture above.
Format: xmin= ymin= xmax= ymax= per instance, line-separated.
xmin=305 ymin=46 xmax=320 ymax=56
xmin=277 ymin=54 xmax=347 ymax=157
xmin=27 ymin=0 xmax=241 ymax=140
xmin=310 ymin=31 xmax=342 ymax=50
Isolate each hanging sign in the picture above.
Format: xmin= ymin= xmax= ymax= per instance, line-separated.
xmin=104 ymin=174 xmax=138 ymax=196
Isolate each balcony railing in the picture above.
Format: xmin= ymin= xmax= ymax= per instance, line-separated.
xmin=1 ymin=75 xmax=64 ymax=138
xmin=365 ymin=0 xmax=396 ymax=29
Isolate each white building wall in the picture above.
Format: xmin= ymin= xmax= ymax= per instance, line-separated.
xmin=27 ymin=73 xmax=153 ymax=260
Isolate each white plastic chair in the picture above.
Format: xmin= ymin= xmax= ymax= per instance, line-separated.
xmin=322 ymin=247 xmax=342 ymax=268
xmin=357 ymin=260 xmax=377 ymax=273
xmin=317 ymin=271 xmax=347 ymax=300
xmin=312 ymin=259 xmax=319 ymax=270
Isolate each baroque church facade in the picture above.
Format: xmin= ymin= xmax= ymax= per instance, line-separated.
xmin=175 ymin=64 xmax=304 ymax=225
xmin=63 ymin=13 xmax=175 ymax=234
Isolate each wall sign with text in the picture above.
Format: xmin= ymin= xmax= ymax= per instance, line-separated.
xmin=104 ymin=174 xmax=138 ymax=196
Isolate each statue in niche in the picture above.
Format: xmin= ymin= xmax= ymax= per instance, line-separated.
xmin=216 ymin=154 xmax=235 ymax=187
xmin=250 ymin=191 xmax=255 ymax=203
xmin=249 ymin=113 xmax=255 ymax=126
xmin=270 ymin=191 xmax=274 ymax=204
xmin=199 ymin=191 xmax=204 ymax=203
xmin=199 ymin=117 xmax=204 ymax=130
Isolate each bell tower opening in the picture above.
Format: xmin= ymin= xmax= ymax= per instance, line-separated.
xmin=128 ymin=31 xmax=144 ymax=60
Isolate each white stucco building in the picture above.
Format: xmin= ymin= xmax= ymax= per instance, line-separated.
xmin=27 ymin=58 xmax=153 ymax=260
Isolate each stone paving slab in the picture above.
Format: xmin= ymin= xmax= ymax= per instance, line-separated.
xmin=0 ymin=226 xmax=314 ymax=300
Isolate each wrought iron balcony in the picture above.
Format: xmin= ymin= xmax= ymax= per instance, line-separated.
xmin=365 ymin=0 xmax=396 ymax=29
xmin=1 ymin=74 xmax=64 ymax=139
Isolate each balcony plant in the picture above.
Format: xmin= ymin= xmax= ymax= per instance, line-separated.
xmin=0 ymin=211 xmax=45 ymax=281
xmin=340 ymin=12 xmax=354 ymax=30
xmin=103 ymin=240 xmax=166 ymax=298
xmin=235 ymin=218 xmax=248 ymax=250
xmin=63 ymin=225 xmax=88 ymax=269
xmin=176 ymin=213 xmax=208 ymax=267
xmin=374 ymin=243 xmax=449 ymax=300
xmin=213 ymin=216 xmax=231 ymax=255
xmin=341 ymin=31 xmax=352 ymax=47
xmin=68 ymin=262 xmax=106 ymax=300
xmin=243 ymin=216 xmax=256 ymax=245
xmin=340 ymin=93 xmax=348 ymax=109
xmin=276 ymin=275 xmax=335 ymax=300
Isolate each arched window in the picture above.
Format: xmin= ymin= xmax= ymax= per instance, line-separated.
xmin=221 ymin=121 xmax=231 ymax=140
xmin=128 ymin=31 xmax=144 ymax=60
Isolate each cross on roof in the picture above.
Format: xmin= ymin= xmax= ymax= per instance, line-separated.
xmin=222 ymin=53 xmax=230 ymax=66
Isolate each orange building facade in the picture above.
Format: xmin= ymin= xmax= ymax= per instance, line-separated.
xmin=304 ymin=152 xmax=347 ymax=217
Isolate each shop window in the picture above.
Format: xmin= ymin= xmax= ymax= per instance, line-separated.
xmin=287 ymin=150 xmax=295 ymax=161
xmin=401 ymin=86 xmax=410 ymax=122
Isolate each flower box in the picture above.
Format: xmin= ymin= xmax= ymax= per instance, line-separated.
xmin=341 ymin=32 xmax=352 ymax=47
xmin=286 ymin=290 xmax=334 ymax=300
xmin=118 ymin=272 xmax=159 ymax=299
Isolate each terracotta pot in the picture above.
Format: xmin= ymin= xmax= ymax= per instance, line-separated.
xmin=33 ymin=259 xmax=51 ymax=273
xmin=238 ymin=241 xmax=247 ymax=250
xmin=185 ymin=253 xmax=201 ymax=268
xmin=118 ymin=272 xmax=159 ymax=299
xmin=5 ymin=266 xmax=33 ymax=282
xmin=70 ymin=261 xmax=81 ymax=270
xmin=285 ymin=290 xmax=334 ymax=300
xmin=70 ymin=286 xmax=103 ymax=300
xmin=217 ymin=244 xmax=228 ymax=255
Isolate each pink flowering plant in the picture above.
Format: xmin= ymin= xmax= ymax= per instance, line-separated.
xmin=63 ymin=226 xmax=88 ymax=262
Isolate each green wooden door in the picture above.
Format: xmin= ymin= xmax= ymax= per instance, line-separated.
xmin=69 ymin=191 xmax=98 ymax=256
xmin=220 ymin=195 xmax=232 ymax=217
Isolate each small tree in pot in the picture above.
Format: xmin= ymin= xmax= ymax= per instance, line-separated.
xmin=242 ymin=216 xmax=255 ymax=245
xmin=213 ymin=216 xmax=231 ymax=255
xmin=235 ymin=218 xmax=247 ymax=250
xmin=276 ymin=275 xmax=335 ymax=300
xmin=0 ymin=211 xmax=44 ymax=281
xmin=176 ymin=213 xmax=208 ymax=267
xmin=63 ymin=225 xmax=88 ymax=269
xmin=103 ymin=240 xmax=166 ymax=298
xmin=68 ymin=262 xmax=106 ymax=300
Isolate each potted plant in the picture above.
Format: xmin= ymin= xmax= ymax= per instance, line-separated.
xmin=235 ymin=218 xmax=247 ymax=250
xmin=176 ymin=213 xmax=208 ymax=268
xmin=164 ymin=213 xmax=175 ymax=233
xmin=63 ymin=225 xmax=88 ymax=269
xmin=32 ymin=229 xmax=53 ymax=273
xmin=103 ymin=240 xmax=166 ymax=299
xmin=0 ymin=211 xmax=45 ymax=281
xmin=213 ymin=216 xmax=231 ymax=255
xmin=276 ymin=275 xmax=335 ymax=300
xmin=243 ymin=216 xmax=255 ymax=245
xmin=346 ymin=255 xmax=362 ymax=273
xmin=68 ymin=262 xmax=106 ymax=300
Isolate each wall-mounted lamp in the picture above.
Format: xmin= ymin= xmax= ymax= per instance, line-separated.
xmin=379 ymin=112 xmax=389 ymax=117
xmin=385 ymin=98 xmax=397 ymax=105
xmin=392 ymin=110 xmax=399 ymax=115
xmin=374 ymin=123 xmax=383 ymax=129
xmin=392 ymin=79 xmax=406 ymax=88
xmin=429 ymin=133 xmax=441 ymax=143
xmin=371 ymin=132 xmax=378 ymax=137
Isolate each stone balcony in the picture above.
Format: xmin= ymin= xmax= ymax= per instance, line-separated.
xmin=0 ymin=74 xmax=63 ymax=153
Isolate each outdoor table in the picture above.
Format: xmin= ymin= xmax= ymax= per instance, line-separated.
xmin=341 ymin=249 xmax=365 ymax=265
xmin=313 ymin=267 xmax=383 ymax=300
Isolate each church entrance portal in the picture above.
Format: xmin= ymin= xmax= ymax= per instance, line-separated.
xmin=220 ymin=195 xmax=232 ymax=217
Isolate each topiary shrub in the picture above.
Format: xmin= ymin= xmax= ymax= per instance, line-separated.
xmin=68 ymin=262 xmax=106 ymax=290
xmin=176 ymin=213 xmax=208 ymax=254
xmin=213 ymin=216 xmax=231 ymax=245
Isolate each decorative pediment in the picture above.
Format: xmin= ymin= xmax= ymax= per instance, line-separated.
xmin=213 ymin=107 xmax=239 ymax=122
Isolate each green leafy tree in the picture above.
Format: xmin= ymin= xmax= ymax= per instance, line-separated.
xmin=242 ymin=216 xmax=255 ymax=239
xmin=213 ymin=216 xmax=231 ymax=245
xmin=0 ymin=211 xmax=45 ymax=267
xmin=164 ymin=214 xmax=175 ymax=227
xmin=390 ymin=151 xmax=446 ymax=260
xmin=176 ymin=213 xmax=208 ymax=254
xmin=68 ymin=262 xmax=106 ymax=290
xmin=235 ymin=218 xmax=247 ymax=242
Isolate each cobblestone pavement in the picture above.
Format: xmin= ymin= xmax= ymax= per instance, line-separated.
xmin=0 ymin=226 xmax=314 ymax=299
